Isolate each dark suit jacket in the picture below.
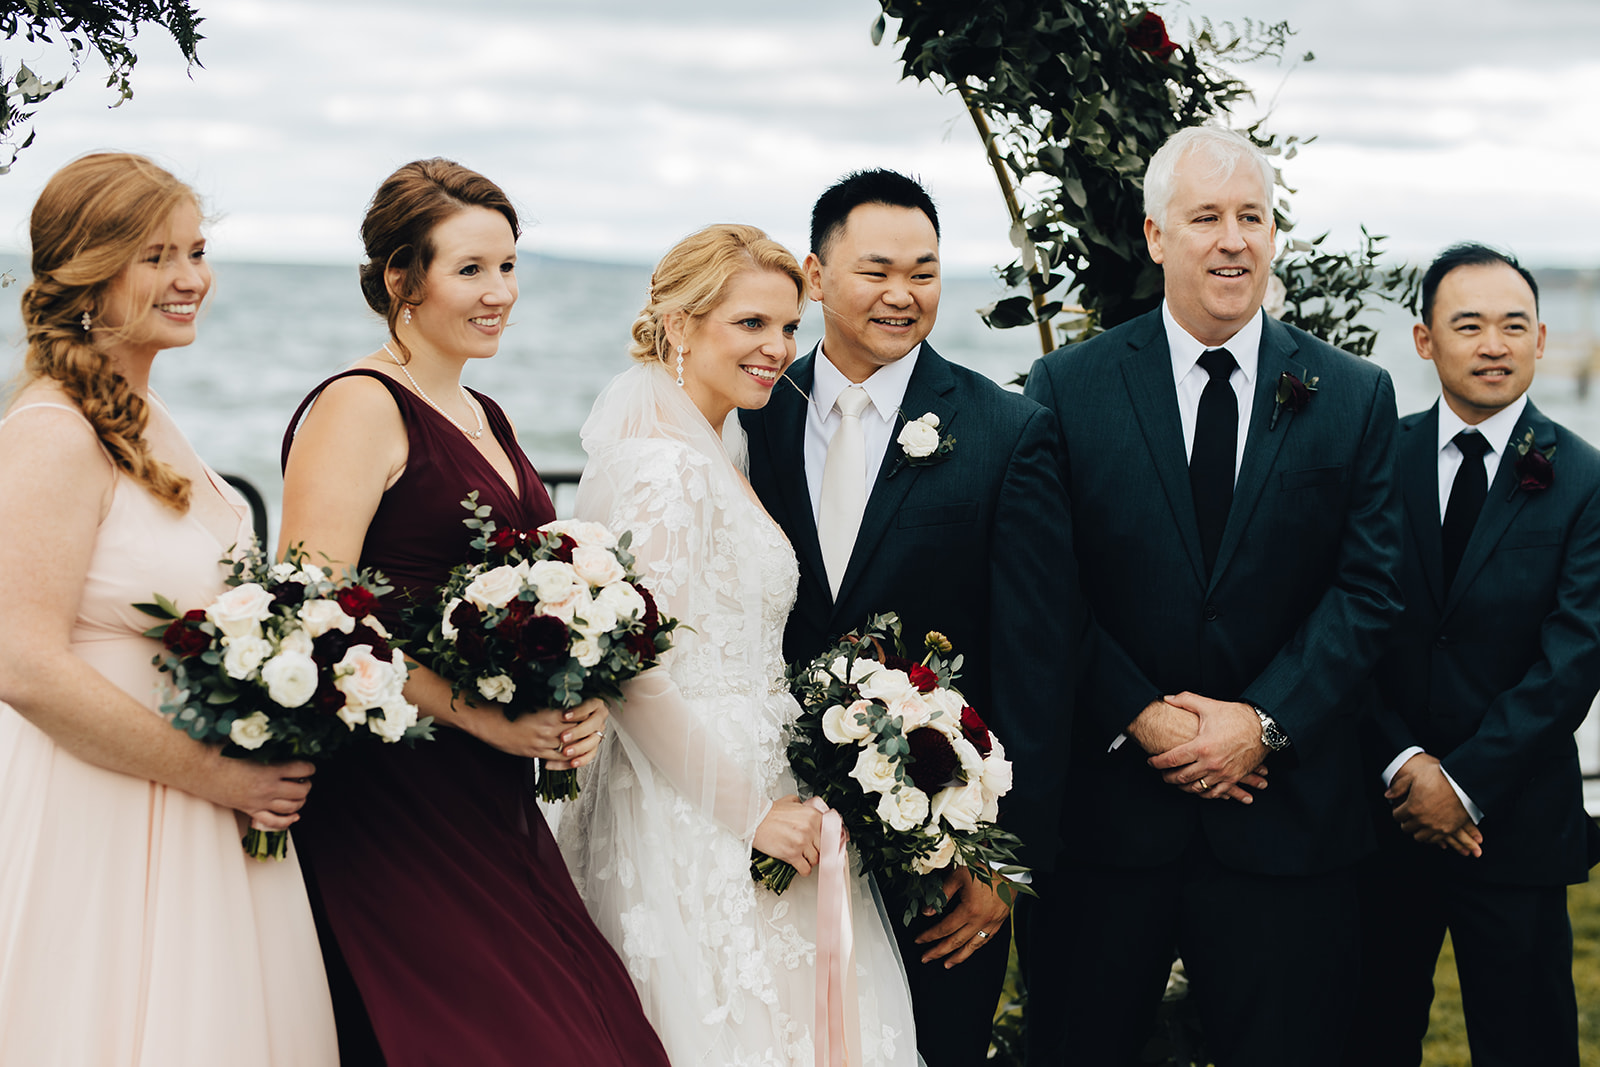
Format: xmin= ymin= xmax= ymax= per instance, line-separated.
xmin=740 ymin=342 xmax=1084 ymax=871
xmin=1025 ymin=308 xmax=1405 ymax=877
xmin=1367 ymin=400 xmax=1600 ymax=886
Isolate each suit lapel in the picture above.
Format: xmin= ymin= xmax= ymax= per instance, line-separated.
xmin=1208 ymin=317 xmax=1300 ymax=588
xmin=767 ymin=350 xmax=827 ymax=593
xmin=833 ymin=346 xmax=958 ymax=616
xmin=1399 ymin=405 xmax=1446 ymax=609
xmin=1118 ymin=317 xmax=1207 ymax=588
xmin=1443 ymin=402 xmax=1549 ymax=617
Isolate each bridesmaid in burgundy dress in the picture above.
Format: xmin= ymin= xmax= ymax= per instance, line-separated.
xmin=278 ymin=159 xmax=669 ymax=1067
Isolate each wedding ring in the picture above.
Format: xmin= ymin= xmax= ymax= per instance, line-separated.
xmin=975 ymin=930 xmax=989 ymax=940
xmin=1198 ymin=778 xmax=1208 ymax=791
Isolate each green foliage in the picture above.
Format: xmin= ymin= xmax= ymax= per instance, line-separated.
xmin=874 ymin=1 xmax=1416 ymax=356
xmin=0 ymin=0 xmax=204 ymax=172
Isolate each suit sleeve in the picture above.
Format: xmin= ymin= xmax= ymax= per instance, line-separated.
xmin=986 ymin=404 xmax=1086 ymax=871
xmin=1442 ymin=479 xmax=1600 ymax=816
xmin=1024 ymin=356 xmax=1164 ymax=748
xmin=1240 ymin=368 xmax=1405 ymax=759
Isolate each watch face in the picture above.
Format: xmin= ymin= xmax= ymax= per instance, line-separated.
xmin=1262 ymin=721 xmax=1288 ymax=751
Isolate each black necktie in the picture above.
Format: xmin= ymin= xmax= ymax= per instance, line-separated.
xmin=1442 ymin=431 xmax=1491 ymax=589
xmin=1190 ymin=348 xmax=1238 ymax=575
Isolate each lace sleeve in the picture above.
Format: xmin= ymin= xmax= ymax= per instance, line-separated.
xmin=575 ymin=438 xmax=774 ymax=844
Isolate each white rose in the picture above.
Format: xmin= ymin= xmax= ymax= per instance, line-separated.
xmin=260 ymin=651 xmax=319 ymax=708
xmin=979 ymin=737 xmax=1013 ymax=821
xmin=440 ymin=597 xmax=463 ymax=641
xmin=221 ymin=634 xmax=273 ymax=680
xmin=828 ymin=655 xmax=881 ymax=685
xmin=595 ymin=580 xmax=646 ymax=622
xmin=296 ymin=565 xmax=328 ymax=586
xmin=930 ymin=778 xmax=986 ymax=833
xmin=368 ymin=698 xmax=416 ymax=742
xmin=571 ymin=545 xmax=626 ymax=588
xmin=526 ymin=559 xmax=585 ymax=601
xmin=918 ymin=412 xmax=940 ymax=429
xmin=848 ymin=746 xmax=899 ymax=795
xmin=363 ymin=616 xmax=391 ymax=641
xmin=336 ymin=704 xmax=368 ymax=729
xmin=951 ymin=734 xmax=986 ymax=780
xmin=334 ymin=645 xmax=402 ymax=709
xmin=464 ymin=564 xmax=524 ymax=611
xmin=477 ymin=673 xmax=517 ymax=703
xmin=297 ymin=599 xmax=354 ymax=639
xmin=857 ymin=667 xmax=914 ymax=704
xmin=541 ymin=519 xmax=617 ymax=549
xmin=228 ymin=710 xmax=273 ymax=750
xmin=912 ymin=833 xmax=957 ymax=875
xmin=822 ymin=701 xmax=873 ymax=744
xmin=574 ymin=599 xmax=618 ymax=639
xmin=538 ymin=584 xmax=592 ymax=626
xmin=277 ymin=626 xmax=314 ymax=657
xmin=206 ymin=583 xmax=275 ymax=640
xmin=876 ymin=785 xmax=930 ymax=833
xmin=897 ymin=419 xmax=940 ymax=459
xmin=888 ymin=693 xmax=932 ymax=732
xmin=571 ymin=635 xmax=602 ymax=667
xmin=268 ymin=561 xmax=297 ymax=582
xmin=923 ymin=686 xmax=965 ymax=722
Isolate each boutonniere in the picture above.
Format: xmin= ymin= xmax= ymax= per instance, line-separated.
xmin=1511 ymin=429 xmax=1556 ymax=496
xmin=1269 ymin=371 xmax=1319 ymax=430
xmin=887 ymin=412 xmax=955 ymax=478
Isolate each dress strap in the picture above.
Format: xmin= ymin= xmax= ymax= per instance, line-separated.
xmin=280 ymin=368 xmax=414 ymax=473
xmin=1 ymin=402 xmax=95 ymax=431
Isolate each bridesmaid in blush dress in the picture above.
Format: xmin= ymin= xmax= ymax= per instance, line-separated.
xmin=278 ymin=158 xmax=669 ymax=1067
xmin=0 ymin=153 xmax=336 ymax=1065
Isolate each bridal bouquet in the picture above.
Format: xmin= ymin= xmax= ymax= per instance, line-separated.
xmin=411 ymin=493 xmax=679 ymax=802
xmin=138 ymin=541 xmax=429 ymax=860
xmin=755 ymin=613 xmax=1028 ymax=923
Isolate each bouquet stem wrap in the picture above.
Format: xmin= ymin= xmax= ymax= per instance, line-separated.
xmin=243 ymin=821 xmax=290 ymax=861
xmin=812 ymin=797 xmax=860 ymax=1067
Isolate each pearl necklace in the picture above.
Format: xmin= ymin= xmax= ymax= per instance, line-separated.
xmin=383 ymin=343 xmax=484 ymax=440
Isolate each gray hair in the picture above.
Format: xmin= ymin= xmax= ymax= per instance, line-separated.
xmin=1143 ymin=126 xmax=1275 ymax=229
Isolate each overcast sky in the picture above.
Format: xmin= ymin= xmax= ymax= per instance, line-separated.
xmin=0 ymin=0 xmax=1594 ymax=272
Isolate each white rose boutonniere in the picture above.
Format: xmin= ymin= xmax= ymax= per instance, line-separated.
xmin=888 ymin=411 xmax=955 ymax=478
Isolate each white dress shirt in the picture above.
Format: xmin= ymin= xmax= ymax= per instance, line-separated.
xmin=1378 ymin=394 xmax=1529 ymax=823
xmin=1164 ymin=301 xmax=1264 ymax=478
xmin=803 ymin=343 xmax=923 ymax=524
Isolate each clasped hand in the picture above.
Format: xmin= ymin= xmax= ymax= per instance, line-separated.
xmin=753 ymin=795 xmax=826 ymax=876
xmin=1387 ymin=752 xmax=1483 ymax=858
xmin=1135 ymin=692 xmax=1270 ymax=803
xmin=463 ymin=695 xmax=609 ymax=767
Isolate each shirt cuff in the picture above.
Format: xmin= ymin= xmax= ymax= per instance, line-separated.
xmin=1381 ymin=746 xmax=1424 ymax=787
xmin=1109 ymin=732 xmax=1127 ymax=752
xmin=1440 ymin=767 xmax=1483 ymax=824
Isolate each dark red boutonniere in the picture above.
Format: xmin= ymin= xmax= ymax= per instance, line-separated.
xmin=1511 ymin=429 xmax=1555 ymax=497
xmin=1269 ymin=371 xmax=1319 ymax=430
xmin=1127 ymin=11 xmax=1178 ymax=61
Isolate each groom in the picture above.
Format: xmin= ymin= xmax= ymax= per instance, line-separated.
xmin=741 ymin=169 xmax=1084 ymax=1066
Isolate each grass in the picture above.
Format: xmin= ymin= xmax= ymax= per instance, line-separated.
xmin=992 ymin=875 xmax=1600 ymax=1065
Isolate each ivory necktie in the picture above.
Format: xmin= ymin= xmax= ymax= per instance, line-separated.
xmin=1442 ymin=430 xmax=1491 ymax=590
xmin=1190 ymin=347 xmax=1238 ymax=576
xmin=818 ymin=385 xmax=872 ymax=599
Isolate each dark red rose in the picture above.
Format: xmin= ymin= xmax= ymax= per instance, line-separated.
xmin=908 ymin=664 xmax=938 ymax=693
xmin=635 ymin=584 xmax=659 ymax=633
xmin=521 ymin=615 xmax=570 ymax=661
xmin=624 ymin=631 xmax=657 ymax=665
xmin=488 ymin=527 xmax=525 ymax=558
xmin=448 ymin=600 xmax=489 ymax=663
xmin=547 ymin=533 xmax=577 ymax=564
xmin=882 ymin=654 xmax=918 ymax=676
xmin=351 ymin=618 xmax=391 ymax=660
xmin=905 ymin=727 xmax=960 ymax=794
xmin=312 ymin=628 xmax=354 ymax=670
xmin=162 ymin=611 xmax=210 ymax=658
xmin=335 ymin=585 xmax=378 ymax=619
xmin=960 ymin=706 xmax=993 ymax=757
xmin=1127 ymin=11 xmax=1176 ymax=60
xmin=1279 ymin=373 xmax=1312 ymax=413
xmin=1517 ymin=449 xmax=1554 ymax=492
xmin=270 ymin=580 xmax=306 ymax=611
xmin=312 ymin=670 xmax=344 ymax=714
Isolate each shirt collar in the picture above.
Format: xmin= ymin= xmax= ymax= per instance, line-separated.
xmin=1436 ymin=393 xmax=1529 ymax=459
xmin=1163 ymin=302 xmax=1263 ymax=387
xmin=813 ymin=342 xmax=923 ymax=421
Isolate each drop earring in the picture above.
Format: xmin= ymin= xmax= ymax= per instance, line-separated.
xmin=80 ymin=310 xmax=92 ymax=333
xmin=402 ymin=305 xmax=412 ymax=326
xmin=675 ymin=345 xmax=685 ymax=387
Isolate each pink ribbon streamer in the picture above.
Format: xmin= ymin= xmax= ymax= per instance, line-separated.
xmin=810 ymin=797 xmax=860 ymax=1067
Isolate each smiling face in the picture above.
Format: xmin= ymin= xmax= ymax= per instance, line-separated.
xmin=95 ymin=199 xmax=211 ymax=362
xmin=807 ymin=203 xmax=939 ymax=383
xmin=1144 ymin=153 xmax=1276 ymax=347
xmin=395 ymin=205 xmax=517 ymax=361
xmin=673 ymin=267 xmax=802 ymax=427
xmin=1416 ymin=261 xmax=1544 ymax=425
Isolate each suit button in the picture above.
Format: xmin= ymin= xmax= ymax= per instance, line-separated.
xmin=1204 ymin=605 xmax=1220 ymax=621
xmin=1434 ymin=636 xmax=1449 ymax=649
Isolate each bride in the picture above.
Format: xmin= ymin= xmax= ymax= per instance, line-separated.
xmin=558 ymin=224 xmax=919 ymax=1065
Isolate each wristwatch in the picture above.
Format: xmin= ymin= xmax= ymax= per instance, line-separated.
xmin=1251 ymin=705 xmax=1290 ymax=752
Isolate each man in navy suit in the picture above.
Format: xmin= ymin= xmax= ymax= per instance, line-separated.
xmin=740 ymin=169 xmax=1084 ymax=1066
xmin=1347 ymin=244 xmax=1600 ymax=1067
xmin=1021 ymin=126 xmax=1405 ymax=1066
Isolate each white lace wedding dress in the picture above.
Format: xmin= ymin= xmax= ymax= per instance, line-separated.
xmin=558 ymin=363 xmax=919 ymax=1066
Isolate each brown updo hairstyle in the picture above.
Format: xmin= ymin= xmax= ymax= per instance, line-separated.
xmin=20 ymin=152 xmax=200 ymax=511
xmin=630 ymin=224 xmax=804 ymax=367
xmin=357 ymin=158 xmax=520 ymax=361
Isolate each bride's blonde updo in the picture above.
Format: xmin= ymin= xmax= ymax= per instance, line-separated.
xmin=630 ymin=224 xmax=804 ymax=367
xmin=19 ymin=152 xmax=199 ymax=511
